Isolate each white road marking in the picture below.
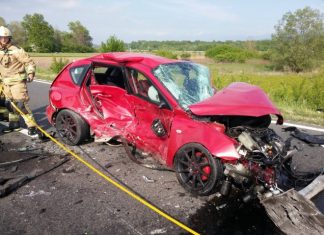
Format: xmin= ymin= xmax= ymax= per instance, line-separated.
xmin=34 ymin=79 xmax=52 ymax=85
xmin=271 ymin=120 xmax=324 ymax=133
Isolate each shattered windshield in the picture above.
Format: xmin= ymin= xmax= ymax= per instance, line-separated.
xmin=153 ymin=62 xmax=214 ymax=109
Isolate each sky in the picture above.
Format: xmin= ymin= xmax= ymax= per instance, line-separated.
xmin=1 ymin=0 xmax=323 ymax=44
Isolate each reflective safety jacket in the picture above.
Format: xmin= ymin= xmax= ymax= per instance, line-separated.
xmin=0 ymin=44 xmax=36 ymax=85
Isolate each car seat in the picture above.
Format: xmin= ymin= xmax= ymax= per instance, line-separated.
xmin=183 ymin=77 xmax=199 ymax=97
xmin=138 ymin=80 xmax=150 ymax=97
xmin=105 ymin=67 xmax=125 ymax=88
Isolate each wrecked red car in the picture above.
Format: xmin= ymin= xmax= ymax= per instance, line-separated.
xmin=47 ymin=52 xmax=286 ymax=197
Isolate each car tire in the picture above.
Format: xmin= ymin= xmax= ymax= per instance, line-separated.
xmin=174 ymin=143 xmax=223 ymax=196
xmin=55 ymin=109 xmax=90 ymax=146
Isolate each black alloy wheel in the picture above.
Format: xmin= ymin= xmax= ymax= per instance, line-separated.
xmin=55 ymin=109 xmax=90 ymax=146
xmin=174 ymin=143 xmax=223 ymax=196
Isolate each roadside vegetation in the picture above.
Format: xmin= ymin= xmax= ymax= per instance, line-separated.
xmin=1 ymin=6 xmax=323 ymax=126
xmin=209 ymin=62 xmax=324 ymax=126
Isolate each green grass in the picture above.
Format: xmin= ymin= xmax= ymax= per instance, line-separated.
xmin=36 ymin=68 xmax=57 ymax=81
xmin=277 ymin=103 xmax=324 ymax=126
xmin=207 ymin=59 xmax=272 ymax=74
xmin=30 ymin=52 xmax=99 ymax=57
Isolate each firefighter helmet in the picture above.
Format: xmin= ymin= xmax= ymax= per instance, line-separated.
xmin=0 ymin=26 xmax=12 ymax=37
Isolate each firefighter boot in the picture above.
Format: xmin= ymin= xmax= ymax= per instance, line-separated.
xmin=27 ymin=126 xmax=37 ymax=136
xmin=0 ymin=112 xmax=9 ymax=121
xmin=2 ymin=121 xmax=21 ymax=133
xmin=0 ymin=103 xmax=9 ymax=121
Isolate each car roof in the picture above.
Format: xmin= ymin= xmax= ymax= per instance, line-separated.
xmin=89 ymin=52 xmax=177 ymax=68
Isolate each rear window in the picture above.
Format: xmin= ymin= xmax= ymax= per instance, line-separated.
xmin=69 ymin=65 xmax=90 ymax=86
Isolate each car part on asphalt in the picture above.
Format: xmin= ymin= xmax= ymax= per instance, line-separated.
xmin=261 ymin=175 xmax=324 ymax=235
xmin=0 ymin=154 xmax=40 ymax=168
xmin=283 ymin=126 xmax=324 ymax=145
xmin=142 ymin=175 xmax=155 ymax=183
xmin=0 ymin=156 xmax=69 ymax=197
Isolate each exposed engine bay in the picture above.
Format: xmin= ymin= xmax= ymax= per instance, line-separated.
xmin=220 ymin=126 xmax=287 ymax=199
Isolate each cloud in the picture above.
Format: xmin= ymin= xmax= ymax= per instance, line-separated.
xmin=35 ymin=0 xmax=79 ymax=9
xmin=1 ymin=0 xmax=321 ymax=43
xmin=147 ymin=0 xmax=238 ymax=22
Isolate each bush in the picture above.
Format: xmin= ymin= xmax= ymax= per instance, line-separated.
xmin=50 ymin=57 xmax=69 ymax=73
xmin=180 ymin=52 xmax=191 ymax=60
xmin=260 ymin=51 xmax=271 ymax=60
xmin=154 ymin=50 xmax=177 ymax=59
xmin=205 ymin=45 xmax=252 ymax=63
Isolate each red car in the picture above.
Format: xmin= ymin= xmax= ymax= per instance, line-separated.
xmin=47 ymin=52 xmax=285 ymax=197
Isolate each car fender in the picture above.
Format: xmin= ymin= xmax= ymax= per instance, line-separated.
xmin=166 ymin=115 xmax=239 ymax=167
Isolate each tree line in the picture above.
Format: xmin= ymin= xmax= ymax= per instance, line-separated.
xmin=0 ymin=14 xmax=96 ymax=53
xmin=1 ymin=6 xmax=323 ymax=72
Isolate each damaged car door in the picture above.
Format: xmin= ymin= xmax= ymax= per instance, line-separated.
xmin=124 ymin=68 xmax=174 ymax=165
xmin=87 ymin=64 xmax=135 ymax=139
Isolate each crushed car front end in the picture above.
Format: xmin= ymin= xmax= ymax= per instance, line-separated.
xmin=152 ymin=61 xmax=286 ymax=197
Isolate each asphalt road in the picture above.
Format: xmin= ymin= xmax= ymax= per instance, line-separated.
xmin=26 ymin=80 xmax=51 ymax=129
xmin=0 ymin=80 xmax=322 ymax=235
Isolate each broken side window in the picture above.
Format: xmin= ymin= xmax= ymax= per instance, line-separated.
xmin=125 ymin=68 xmax=160 ymax=103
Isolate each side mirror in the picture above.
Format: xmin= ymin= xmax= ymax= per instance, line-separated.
xmin=158 ymin=101 xmax=168 ymax=109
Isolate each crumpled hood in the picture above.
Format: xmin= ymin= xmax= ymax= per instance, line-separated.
xmin=189 ymin=82 xmax=282 ymax=118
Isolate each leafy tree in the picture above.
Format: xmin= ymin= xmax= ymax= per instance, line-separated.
xmin=271 ymin=7 xmax=324 ymax=72
xmin=100 ymin=35 xmax=125 ymax=52
xmin=255 ymin=40 xmax=272 ymax=51
xmin=61 ymin=32 xmax=74 ymax=52
xmin=53 ymin=29 xmax=62 ymax=52
xmin=7 ymin=21 xmax=27 ymax=47
xmin=21 ymin=13 xmax=55 ymax=52
xmin=61 ymin=21 xmax=93 ymax=52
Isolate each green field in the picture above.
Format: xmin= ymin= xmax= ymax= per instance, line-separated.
xmin=30 ymin=52 xmax=99 ymax=57
xmin=33 ymin=54 xmax=324 ymax=126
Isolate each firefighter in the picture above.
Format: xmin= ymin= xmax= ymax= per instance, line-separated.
xmin=0 ymin=80 xmax=9 ymax=121
xmin=0 ymin=26 xmax=37 ymax=135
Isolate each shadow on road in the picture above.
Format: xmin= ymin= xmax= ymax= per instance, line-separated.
xmin=32 ymin=105 xmax=51 ymax=129
xmin=183 ymin=193 xmax=281 ymax=235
